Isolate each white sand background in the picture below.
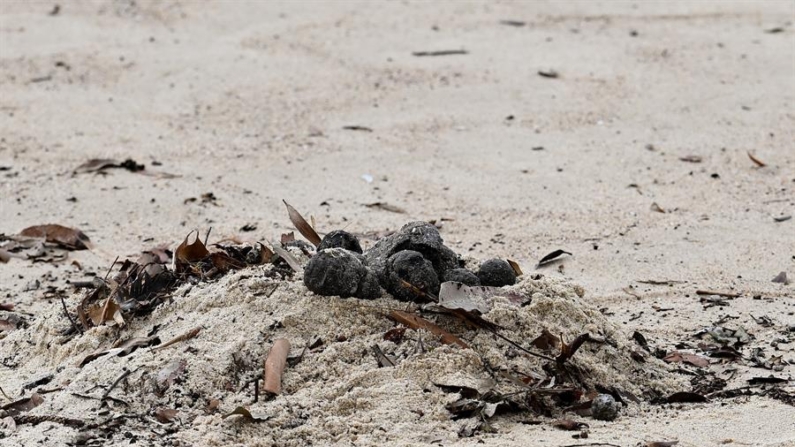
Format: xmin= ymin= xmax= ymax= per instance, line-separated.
xmin=1 ymin=1 xmax=794 ymax=446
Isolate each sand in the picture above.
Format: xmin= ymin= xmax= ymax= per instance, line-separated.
xmin=1 ymin=1 xmax=794 ymax=446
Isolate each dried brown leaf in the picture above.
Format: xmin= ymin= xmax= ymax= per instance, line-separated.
xmin=552 ymin=419 xmax=588 ymax=430
xmin=679 ymin=155 xmax=702 ymax=163
xmin=646 ymin=442 xmax=679 ymax=447
xmin=222 ymin=406 xmax=269 ymax=423
xmin=271 ymin=243 xmax=303 ymax=273
xmin=153 ymin=408 xmax=178 ymax=423
xmin=1 ymin=393 xmax=43 ymax=418
xmin=73 ymin=158 xmax=119 ymax=174
xmin=530 ymin=329 xmax=560 ymax=351
xmin=506 ymin=259 xmax=523 ymax=276
xmin=650 ymin=202 xmax=666 ymax=213
xmin=663 ymin=351 xmax=710 ymax=368
xmin=283 ymin=200 xmax=321 ymax=247
xmin=747 ymin=151 xmax=766 ymax=167
xmin=175 ymin=230 xmax=209 ymax=265
xmin=388 ymin=310 xmax=469 ymax=349
xmin=19 ymin=224 xmax=91 ymax=250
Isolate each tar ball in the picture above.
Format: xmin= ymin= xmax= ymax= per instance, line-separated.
xmin=304 ymin=248 xmax=367 ymax=298
xmin=477 ymin=259 xmax=516 ymax=287
xmin=317 ymin=230 xmax=363 ymax=254
xmin=590 ymin=394 xmax=620 ymax=421
xmin=442 ymin=268 xmax=480 ymax=286
xmin=385 ymin=250 xmax=440 ymax=301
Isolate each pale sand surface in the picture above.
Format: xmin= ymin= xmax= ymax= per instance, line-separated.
xmin=1 ymin=1 xmax=794 ymax=446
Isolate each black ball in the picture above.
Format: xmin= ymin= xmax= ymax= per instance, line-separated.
xmin=304 ymin=248 xmax=366 ymax=297
xmin=385 ymin=250 xmax=440 ymax=301
xmin=477 ymin=259 xmax=516 ymax=287
xmin=442 ymin=268 xmax=480 ymax=286
xmin=317 ymin=230 xmax=363 ymax=254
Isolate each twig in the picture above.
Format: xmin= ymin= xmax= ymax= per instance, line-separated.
xmin=412 ymin=49 xmax=468 ymax=56
xmin=696 ymin=290 xmax=740 ymax=298
xmin=263 ymin=339 xmax=291 ymax=396
xmin=0 ymin=385 xmax=10 ymax=401
xmin=101 ymin=368 xmax=132 ymax=402
xmin=59 ymin=294 xmax=83 ymax=334
xmin=204 ymin=227 xmax=212 ymax=246
xmin=13 ymin=414 xmax=85 ymax=428
xmin=559 ymin=443 xmax=621 ymax=447
xmin=103 ymin=256 xmax=120 ymax=282
xmin=371 ymin=344 xmax=396 ymax=367
xmin=557 ymin=333 xmax=601 ymax=364
xmin=151 ymin=326 xmax=201 ymax=352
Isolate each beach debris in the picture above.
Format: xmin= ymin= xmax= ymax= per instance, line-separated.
xmin=412 ymin=49 xmax=468 ymax=56
xmin=536 ymin=249 xmax=572 ymax=267
xmin=500 ymin=19 xmax=526 ymax=27
xmin=342 ymin=125 xmax=373 ymax=132
xmin=156 ymin=359 xmax=187 ymax=390
xmin=773 ymin=215 xmax=792 ymax=222
xmin=73 ymin=158 xmax=144 ymax=174
xmin=153 ymin=408 xmax=179 ymax=423
xmin=771 ymin=272 xmax=789 ymax=284
xmin=695 ymin=289 xmax=740 ymax=298
xmin=557 ymin=333 xmax=602 ymax=364
xmin=747 ymin=151 xmax=767 ymax=167
xmin=317 ymin=230 xmax=362 ymax=254
xmin=1 ymin=393 xmax=43 ymax=418
xmin=386 ymin=250 xmax=440 ymax=301
xmin=678 ymin=155 xmax=702 ymax=163
xmin=304 ymin=248 xmax=382 ymax=299
xmin=663 ymin=351 xmax=709 ymax=368
xmin=0 ymin=249 xmax=11 ymax=263
xmin=645 ymin=442 xmax=680 ymax=447
xmin=552 ymin=418 xmax=589 ymax=430
xmin=506 ymin=259 xmax=523 ymax=276
xmin=437 ymin=282 xmax=498 ymax=314
xmin=666 ymin=391 xmax=707 ymax=403
xmin=477 ymin=259 xmax=517 ymax=287
xmin=442 ymin=268 xmax=481 ymax=286
xmin=371 ymin=344 xmax=396 ymax=367
xmin=364 ymin=202 xmax=407 ymax=213
xmin=263 ymin=338 xmax=291 ymax=396
xmin=537 ymin=69 xmax=559 ymax=78
xmin=590 ymin=394 xmax=620 ymax=421
xmin=222 ymin=406 xmax=269 ymax=423
xmin=0 ymin=313 xmax=26 ymax=333
xmin=78 ymin=336 xmax=160 ymax=367
xmin=18 ymin=224 xmax=91 ymax=250
xmin=283 ymin=200 xmax=321 ymax=247
xmin=650 ymin=202 xmax=666 ymax=213
xmin=152 ymin=327 xmax=201 ymax=352
xmin=388 ymin=310 xmax=469 ymax=349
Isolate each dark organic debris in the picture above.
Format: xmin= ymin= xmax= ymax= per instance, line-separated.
xmin=342 ymin=125 xmax=373 ymax=132
xmin=477 ymin=259 xmax=517 ymax=287
xmin=537 ymin=69 xmax=559 ymax=78
xmin=666 ymin=392 xmax=707 ymax=403
xmin=773 ymin=215 xmax=792 ymax=222
xmin=747 ymin=376 xmax=788 ymax=385
xmin=663 ymin=351 xmax=709 ymax=368
xmin=590 ymin=394 xmax=620 ymax=421
xmin=412 ymin=49 xmax=468 ymax=57
xmin=747 ymin=151 xmax=767 ymax=167
xmin=553 ymin=418 xmax=589 ymax=430
xmin=386 ymin=250 xmax=440 ymax=301
xmin=364 ymin=202 xmax=407 ymax=214
xmin=1 ymin=393 xmax=43 ymax=418
xmin=536 ymin=249 xmax=572 ymax=267
xmin=317 ymin=230 xmax=363 ymax=254
xmin=499 ymin=20 xmax=526 ymax=27
xmin=304 ymin=248 xmax=381 ymax=299
xmin=443 ymin=268 xmax=481 ymax=286
xmin=222 ymin=406 xmax=269 ymax=423
xmin=19 ymin=224 xmax=91 ymax=250
xmin=73 ymin=158 xmax=145 ymax=174
xmin=283 ymin=200 xmax=322 ymax=247
xmin=679 ymin=155 xmax=702 ymax=163
xmin=771 ymin=272 xmax=789 ymax=284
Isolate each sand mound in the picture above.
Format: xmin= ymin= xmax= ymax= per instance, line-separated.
xmin=0 ymin=267 xmax=685 ymax=446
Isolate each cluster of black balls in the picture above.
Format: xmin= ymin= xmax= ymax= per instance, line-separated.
xmin=303 ymin=222 xmax=517 ymax=301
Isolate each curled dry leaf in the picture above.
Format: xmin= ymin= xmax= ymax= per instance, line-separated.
xmin=552 ymin=419 xmax=589 ymax=430
xmin=506 ymin=259 xmax=523 ymax=276
xmin=175 ymin=230 xmax=209 ymax=266
xmin=536 ymin=249 xmax=572 ymax=267
xmin=222 ymin=406 xmax=269 ymax=423
xmin=153 ymin=408 xmax=178 ymax=423
xmin=530 ymin=329 xmax=560 ymax=351
xmin=283 ymin=200 xmax=321 ymax=247
xmin=271 ymin=243 xmax=303 ymax=273
xmin=19 ymin=224 xmax=91 ymax=250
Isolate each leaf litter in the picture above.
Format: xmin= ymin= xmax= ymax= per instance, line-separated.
xmin=2 ymin=204 xmax=791 ymax=446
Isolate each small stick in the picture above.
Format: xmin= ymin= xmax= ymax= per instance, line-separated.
xmin=204 ymin=227 xmax=212 ymax=246
xmin=101 ymin=368 xmax=132 ymax=401
xmin=696 ymin=290 xmax=740 ymax=298
xmin=263 ymin=339 xmax=291 ymax=396
xmin=151 ymin=327 xmax=201 ymax=352
xmin=13 ymin=414 xmax=85 ymax=428
xmin=59 ymin=294 xmax=83 ymax=334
